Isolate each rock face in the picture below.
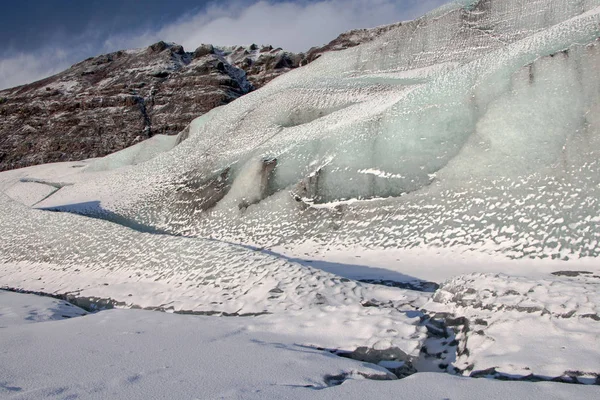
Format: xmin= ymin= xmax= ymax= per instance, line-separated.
xmin=0 ymin=42 xmax=251 ymax=171
xmin=0 ymin=25 xmax=393 ymax=172
xmin=217 ymin=44 xmax=305 ymax=89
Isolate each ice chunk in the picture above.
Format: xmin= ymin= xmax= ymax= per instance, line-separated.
xmin=424 ymin=272 xmax=600 ymax=381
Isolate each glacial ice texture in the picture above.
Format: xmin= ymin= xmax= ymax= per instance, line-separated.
xmin=7 ymin=0 xmax=597 ymax=260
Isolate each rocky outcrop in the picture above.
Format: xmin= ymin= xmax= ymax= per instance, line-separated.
xmin=0 ymin=24 xmax=397 ymax=171
xmin=0 ymin=42 xmax=253 ymax=171
xmin=216 ymin=44 xmax=304 ymax=89
xmin=305 ymin=22 xmax=403 ymax=63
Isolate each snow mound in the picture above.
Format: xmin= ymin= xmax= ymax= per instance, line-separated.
xmin=0 ymin=290 xmax=87 ymax=328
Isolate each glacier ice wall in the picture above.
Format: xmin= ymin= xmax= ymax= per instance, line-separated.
xmin=3 ymin=0 xmax=600 ymax=261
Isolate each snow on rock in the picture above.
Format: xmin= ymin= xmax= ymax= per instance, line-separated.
xmin=0 ymin=40 xmax=301 ymax=172
xmin=424 ymin=272 xmax=600 ymax=382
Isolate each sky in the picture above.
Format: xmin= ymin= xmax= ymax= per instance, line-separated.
xmin=0 ymin=0 xmax=449 ymax=90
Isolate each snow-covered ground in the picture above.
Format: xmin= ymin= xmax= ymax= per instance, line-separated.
xmin=1 ymin=188 xmax=598 ymax=383
xmin=0 ymin=290 xmax=87 ymax=328
xmin=1 ymin=290 xmax=598 ymax=399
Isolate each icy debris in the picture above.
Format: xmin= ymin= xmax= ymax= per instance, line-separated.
xmin=430 ymin=273 xmax=600 ymax=318
xmin=423 ymin=273 xmax=600 ymax=382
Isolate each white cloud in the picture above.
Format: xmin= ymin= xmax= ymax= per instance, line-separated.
xmin=0 ymin=0 xmax=449 ymax=90
xmin=106 ymin=0 xmax=449 ymax=53
xmin=0 ymin=50 xmax=72 ymax=91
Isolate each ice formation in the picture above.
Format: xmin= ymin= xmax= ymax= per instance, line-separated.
xmin=1 ymin=0 xmax=600 ymax=385
xmin=1 ymin=0 xmax=595 ymax=260
xmin=424 ymin=272 xmax=600 ymax=382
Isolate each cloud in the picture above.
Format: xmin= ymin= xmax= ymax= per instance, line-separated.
xmin=0 ymin=50 xmax=72 ymax=91
xmin=106 ymin=0 xmax=449 ymax=53
xmin=0 ymin=0 xmax=449 ymax=90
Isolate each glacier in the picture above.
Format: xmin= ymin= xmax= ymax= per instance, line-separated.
xmin=4 ymin=0 xmax=598 ymax=260
xmin=1 ymin=0 xmax=600 ymax=387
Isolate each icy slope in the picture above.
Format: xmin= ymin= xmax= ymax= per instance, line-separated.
xmin=2 ymin=0 xmax=596 ymax=261
xmin=0 ymin=193 xmax=429 ymax=355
